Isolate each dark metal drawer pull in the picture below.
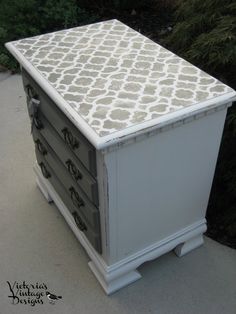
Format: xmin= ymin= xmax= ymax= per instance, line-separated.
xmin=28 ymin=97 xmax=40 ymax=117
xmin=61 ymin=127 xmax=79 ymax=150
xmin=72 ymin=212 xmax=87 ymax=231
xmin=39 ymin=162 xmax=51 ymax=179
xmin=69 ymin=186 xmax=84 ymax=208
xmin=35 ymin=139 xmax=47 ymax=155
xmin=26 ymin=84 xmax=37 ymax=98
xmin=25 ymin=86 xmax=43 ymax=132
xmin=66 ymin=159 xmax=82 ymax=181
xmin=33 ymin=116 xmax=44 ymax=130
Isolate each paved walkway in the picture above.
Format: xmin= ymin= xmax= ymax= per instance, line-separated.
xmin=0 ymin=73 xmax=236 ymax=314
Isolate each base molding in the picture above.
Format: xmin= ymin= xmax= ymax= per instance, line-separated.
xmin=174 ymin=234 xmax=204 ymax=257
xmin=34 ymin=164 xmax=207 ymax=295
xmin=88 ymin=261 xmax=141 ymax=295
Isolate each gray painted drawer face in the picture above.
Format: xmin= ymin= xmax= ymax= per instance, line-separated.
xmin=22 ymin=68 xmax=97 ymax=177
xmin=35 ymin=155 xmax=101 ymax=253
xmin=32 ymin=114 xmax=99 ymax=207
xmin=34 ymin=138 xmax=100 ymax=233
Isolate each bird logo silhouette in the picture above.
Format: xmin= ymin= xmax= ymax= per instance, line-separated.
xmin=46 ymin=291 xmax=62 ymax=304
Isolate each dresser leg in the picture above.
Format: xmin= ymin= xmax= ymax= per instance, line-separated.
xmin=36 ymin=175 xmax=53 ymax=203
xmin=174 ymin=234 xmax=204 ymax=257
xmin=88 ymin=261 xmax=142 ymax=295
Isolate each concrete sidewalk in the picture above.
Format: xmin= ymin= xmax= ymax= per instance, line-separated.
xmin=0 ymin=73 xmax=236 ymax=314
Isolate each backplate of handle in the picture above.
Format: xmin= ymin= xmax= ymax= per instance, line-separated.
xmin=39 ymin=162 xmax=51 ymax=179
xmin=66 ymin=159 xmax=82 ymax=181
xmin=26 ymin=84 xmax=37 ymax=98
xmin=26 ymin=85 xmax=40 ymax=116
xmin=33 ymin=116 xmax=44 ymax=130
xmin=69 ymin=186 xmax=84 ymax=208
xmin=25 ymin=84 xmax=44 ymax=130
xmin=72 ymin=212 xmax=87 ymax=231
xmin=35 ymin=139 xmax=47 ymax=155
xmin=61 ymin=127 xmax=79 ymax=150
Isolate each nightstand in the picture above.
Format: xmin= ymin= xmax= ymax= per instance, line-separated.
xmin=6 ymin=19 xmax=236 ymax=294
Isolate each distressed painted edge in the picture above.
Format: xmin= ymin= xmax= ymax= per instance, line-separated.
xmin=101 ymin=102 xmax=231 ymax=153
xmin=6 ymin=42 xmax=236 ymax=150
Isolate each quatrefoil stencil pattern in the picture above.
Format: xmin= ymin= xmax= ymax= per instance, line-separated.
xmin=12 ymin=19 xmax=233 ymax=137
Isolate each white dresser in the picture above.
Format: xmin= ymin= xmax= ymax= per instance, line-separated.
xmin=6 ymin=19 xmax=236 ymax=294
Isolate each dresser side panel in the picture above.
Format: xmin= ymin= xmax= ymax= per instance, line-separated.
xmin=105 ymin=109 xmax=227 ymax=262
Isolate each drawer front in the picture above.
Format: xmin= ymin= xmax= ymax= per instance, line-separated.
xmin=32 ymin=114 xmax=98 ymax=207
xmin=36 ymin=157 xmax=101 ymax=253
xmin=35 ymin=141 xmax=100 ymax=233
xmin=22 ymin=68 xmax=97 ymax=177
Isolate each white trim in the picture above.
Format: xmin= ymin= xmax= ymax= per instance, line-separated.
xmin=104 ymin=220 xmax=207 ymax=275
xmin=174 ymin=234 xmax=204 ymax=257
xmin=88 ymin=262 xmax=141 ymax=295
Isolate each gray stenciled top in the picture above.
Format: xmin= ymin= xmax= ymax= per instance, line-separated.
xmin=12 ymin=19 xmax=233 ymax=137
